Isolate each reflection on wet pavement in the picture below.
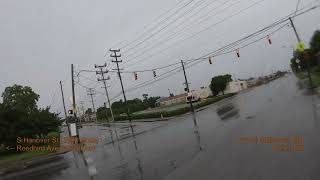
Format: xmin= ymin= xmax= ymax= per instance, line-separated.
xmin=216 ymin=102 xmax=240 ymax=120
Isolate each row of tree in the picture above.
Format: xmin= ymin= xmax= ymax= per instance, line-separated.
xmin=0 ymin=85 xmax=61 ymax=153
xmin=95 ymin=94 xmax=160 ymax=120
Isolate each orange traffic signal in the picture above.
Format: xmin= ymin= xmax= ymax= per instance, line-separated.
xmin=134 ymin=72 xmax=138 ymax=80
xmin=236 ymin=49 xmax=240 ymax=58
xmin=267 ymin=35 xmax=272 ymax=45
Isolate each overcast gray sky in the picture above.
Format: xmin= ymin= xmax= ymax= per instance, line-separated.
xmin=0 ymin=0 xmax=320 ymax=114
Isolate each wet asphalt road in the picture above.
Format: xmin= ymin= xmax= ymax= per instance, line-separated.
xmin=3 ymin=74 xmax=320 ymax=180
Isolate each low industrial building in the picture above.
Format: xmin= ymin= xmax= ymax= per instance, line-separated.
xmin=155 ymin=93 xmax=187 ymax=107
xmin=224 ymin=80 xmax=248 ymax=94
xmin=156 ymin=81 xmax=247 ymax=107
xmin=191 ymin=87 xmax=212 ymax=99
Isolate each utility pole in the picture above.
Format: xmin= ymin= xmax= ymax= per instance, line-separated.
xmin=59 ymin=81 xmax=68 ymax=119
xmin=95 ymin=63 xmax=115 ymax=123
xmin=181 ymin=60 xmax=198 ymax=128
xmin=59 ymin=80 xmax=71 ymax=136
xmin=289 ymin=17 xmax=313 ymax=88
xmin=86 ymin=88 xmax=97 ymax=122
xmin=110 ymin=49 xmax=135 ymax=135
xmin=71 ymin=64 xmax=80 ymax=143
xmin=71 ymin=64 xmax=77 ymax=117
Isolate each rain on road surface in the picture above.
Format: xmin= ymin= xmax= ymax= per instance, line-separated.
xmin=3 ymin=74 xmax=320 ymax=180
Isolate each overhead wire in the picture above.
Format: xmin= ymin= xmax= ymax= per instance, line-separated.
xmin=109 ymin=0 xmax=320 ymax=73
xmin=77 ymin=3 xmax=318 ymax=80
xmin=122 ymin=0 xmax=220 ymax=57
xmin=77 ymin=4 xmax=318 ymax=79
xmin=120 ymin=0 xmax=196 ymax=50
xmin=108 ymin=4 xmax=320 ymax=100
xmin=110 ymin=0 xmax=187 ymax=48
xmin=200 ymin=2 xmax=320 ymax=58
xmin=121 ymin=0 xmax=266 ymax=69
xmin=75 ymin=2 xmax=319 ymax=103
xmin=122 ymin=0 xmax=237 ymax=65
xmin=110 ymin=59 xmax=204 ymax=101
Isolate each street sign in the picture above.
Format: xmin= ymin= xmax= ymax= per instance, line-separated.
xmin=296 ymin=42 xmax=305 ymax=52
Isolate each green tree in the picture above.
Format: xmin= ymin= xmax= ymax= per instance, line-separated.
xmin=2 ymin=84 xmax=39 ymax=114
xmin=144 ymin=96 xmax=160 ymax=108
xmin=142 ymin=93 xmax=148 ymax=102
xmin=31 ymin=107 xmax=61 ymax=138
xmin=85 ymin=108 xmax=93 ymax=115
xmin=310 ymin=30 xmax=320 ymax=53
xmin=291 ymin=48 xmax=317 ymax=72
xmin=290 ymin=30 xmax=320 ymax=73
xmin=96 ymin=106 xmax=111 ymax=120
xmin=210 ymin=74 xmax=232 ymax=96
xmin=0 ymin=85 xmax=61 ymax=152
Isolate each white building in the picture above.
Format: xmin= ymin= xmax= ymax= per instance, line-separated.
xmin=187 ymin=81 xmax=247 ymax=100
xmin=224 ymin=80 xmax=248 ymax=94
xmin=155 ymin=93 xmax=188 ymax=107
xmin=191 ymin=87 xmax=212 ymax=99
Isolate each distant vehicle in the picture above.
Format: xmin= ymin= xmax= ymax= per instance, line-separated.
xmin=186 ymin=92 xmax=200 ymax=103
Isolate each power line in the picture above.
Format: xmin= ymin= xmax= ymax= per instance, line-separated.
xmin=122 ymin=0 xmax=218 ymax=55
xmin=110 ymin=60 xmax=203 ymax=101
xmin=121 ymin=0 xmax=266 ymax=68
xmin=119 ymin=0 xmax=196 ymax=50
xmin=122 ymin=0 xmax=236 ymax=62
xmin=75 ymin=81 xmax=105 ymax=96
xmin=78 ymin=3 xmax=318 ymax=85
xmin=111 ymin=0 xmax=188 ymax=49
xmin=76 ymin=3 xmax=320 ymax=104
xmin=76 ymin=61 xmax=181 ymax=74
xmin=112 ymin=60 xmax=198 ymax=99
xmin=109 ymin=0 xmax=319 ymax=73
xmin=201 ymin=3 xmax=320 ymax=58
xmin=108 ymin=4 xmax=320 ymax=101
xmin=295 ymin=0 xmax=301 ymax=15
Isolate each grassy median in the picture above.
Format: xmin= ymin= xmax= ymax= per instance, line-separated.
xmin=103 ymin=93 xmax=236 ymax=122
xmin=0 ymin=131 xmax=60 ymax=166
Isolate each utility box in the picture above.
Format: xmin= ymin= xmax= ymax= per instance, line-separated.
xmin=69 ymin=123 xmax=77 ymax=136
